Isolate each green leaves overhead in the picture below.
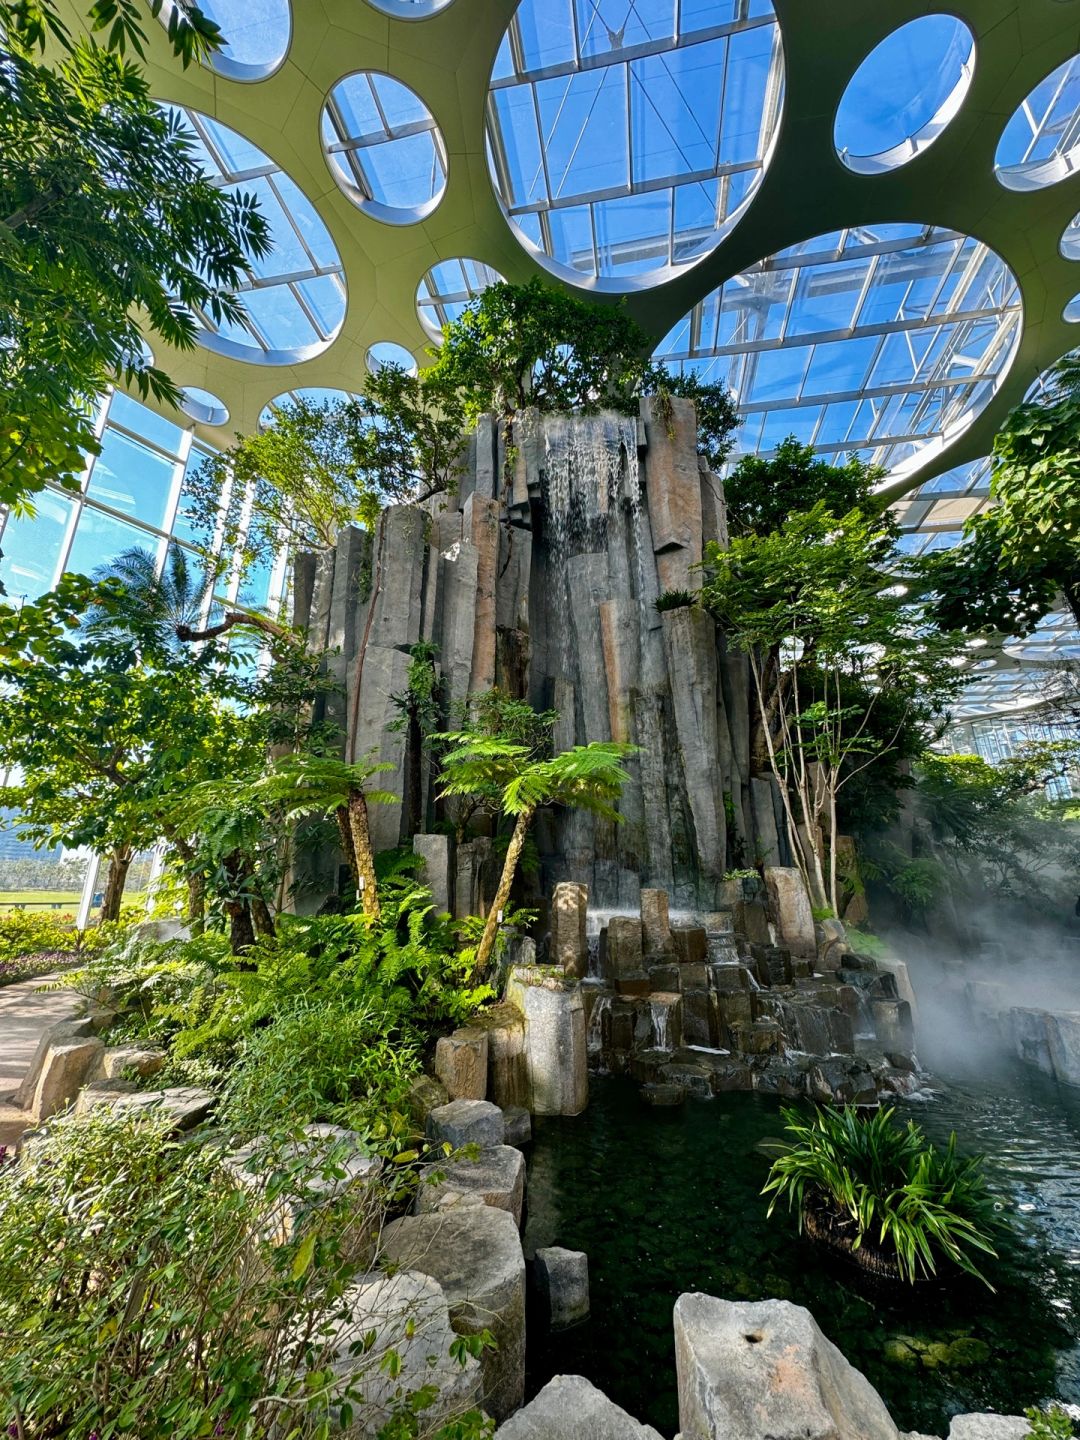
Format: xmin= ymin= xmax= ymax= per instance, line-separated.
xmin=0 ymin=7 xmax=269 ymax=509
xmin=929 ymin=352 xmax=1080 ymax=637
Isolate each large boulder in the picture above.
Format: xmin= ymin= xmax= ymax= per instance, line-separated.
xmin=88 ymin=1085 xmax=217 ymax=1132
xmin=435 ymin=1028 xmax=489 ymax=1102
xmin=15 ymin=1016 xmax=99 ymax=1109
xmin=764 ymin=868 xmax=817 ymax=959
xmin=322 ymin=1268 xmax=482 ymax=1437
xmin=504 ymin=968 xmax=587 ymax=1116
xmin=426 ymin=1099 xmax=506 ymax=1149
xmin=417 ymin=1145 xmax=526 ymax=1226
xmin=1045 ymin=1012 xmax=1080 ymax=1088
xmin=550 ymin=882 xmax=588 ymax=977
xmin=1009 ymin=1008 xmax=1055 ymax=1076
xmin=26 ymin=1032 xmax=105 ymax=1122
xmin=673 ymin=1293 xmax=899 ymax=1440
xmin=471 ymin=1004 xmax=529 ymax=1109
xmin=494 ymin=1374 xmax=663 ymax=1439
xmin=534 ymin=1246 xmax=589 ymax=1330
xmin=412 ymin=833 xmax=452 ymax=915
xmin=382 ymin=1204 xmax=526 ymax=1421
xmin=947 ymin=1419 xmax=1029 ymax=1440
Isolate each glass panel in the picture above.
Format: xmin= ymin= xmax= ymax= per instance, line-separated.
xmin=0 ymin=492 xmax=74 ymax=602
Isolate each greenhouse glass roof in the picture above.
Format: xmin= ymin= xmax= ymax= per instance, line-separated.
xmin=17 ymin=0 xmax=1080 ymax=716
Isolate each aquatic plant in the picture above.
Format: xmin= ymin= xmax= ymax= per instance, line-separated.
xmin=1025 ymin=1406 xmax=1077 ymax=1439
xmin=762 ymin=1105 xmax=999 ymax=1288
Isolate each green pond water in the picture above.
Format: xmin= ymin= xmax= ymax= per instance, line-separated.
xmin=523 ymin=1066 xmax=1080 ymax=1437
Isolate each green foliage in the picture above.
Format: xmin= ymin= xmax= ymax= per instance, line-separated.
xmin=929 ymin=352 xmax=1080 ymax=636
xmin=1025 ymin=1406 xmax=1078 ymax=1439
xmin=0 ymin=909 xmax=131 ymax=973
xmin=763 ymin=1105 xmax=999 ymax=1287
xmin=722 ymin=438 xmax=886 ymax=539
xmin=843 ymin=926 xmax=890 ymax=961
xmin=0 ymin=13 xmax=269 ymax=512
xmin=220 ymin=997 xmax=419 ymax=1139
xmin=0 ymin=1108 xmax=489 ymax=1439
xmin=908 ymin=744 xmax=1080 ymax=910
xmin=887 ymin=857 xmax=947 ymax=916
xmin=643 ymin=366 xmax=739 ymax=470
xmin=701 ymin=502 xmax=966 ymax=909
xmin=438 ymin=736 xmax=634 ymax=823
xmin=430 ymin=277 xmax=656 ymax=420
xmin=655 ymin=588 xmax=697 ymax=613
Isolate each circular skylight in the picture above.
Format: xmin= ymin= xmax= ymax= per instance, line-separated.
xmin=1064 ymin=294 xmax=1080 ymax=324
xmin=322 ymin=73 xmax=447 ymax=224
xmin=654 ymin=224 xmax=1023 ymax=477
xmin=834 ymin=17 xmax=974 ymax=174
xmin=156 ymin=0 xmax=290 ymax=81
xmin=416 ymin=258 xmax=505 ymax=341
xmin=995 ymin=54 xmax=1080 ymax=191
xmin=259 ymin=388 xmax=358 ymax=429
xmin=485 ymin=0 xmax=784 ymax=288
xmin=180 ymin=387 xmax=230 ymax=427
xmin=363 ymin=0 xmax=455 ymax=14
xmin=167 ymin=106 xmax=346 ymax=365
xmin=367 ymin=341 xmax=418 ymax=374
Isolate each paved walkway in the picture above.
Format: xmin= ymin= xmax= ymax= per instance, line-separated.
xmin=0 ymin=974 xmax=81 ymax=1144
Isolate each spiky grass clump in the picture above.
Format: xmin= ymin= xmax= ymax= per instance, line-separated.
xmin=762 ymin=1105 xmax=999 ymax=1288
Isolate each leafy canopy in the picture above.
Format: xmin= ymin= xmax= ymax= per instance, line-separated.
xmin=928 ymin=352 xmax=1080 ymax=635
xmin=189 ymin=370 xmax=467 ymax=571
xmin=0 ymin=2 xmax=269 ymax=511
xmin=722 ymin=436 xmax=886 ymax=538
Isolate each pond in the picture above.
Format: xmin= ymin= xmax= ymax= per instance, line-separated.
xmin=523 ymin=1064 xmax=1080 ymax=1436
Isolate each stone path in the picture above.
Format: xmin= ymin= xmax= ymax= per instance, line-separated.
xmin=0 ymin=974 xmax=80 ymax=1145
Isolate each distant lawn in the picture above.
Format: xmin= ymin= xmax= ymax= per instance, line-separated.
xmin=0 ymin=890 xmax=146 ymax=914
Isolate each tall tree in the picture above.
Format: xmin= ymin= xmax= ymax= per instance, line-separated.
xmin=721 ymin=437 xmax=885 ymax=538
xmin=187 ymin=373 xmax=467 ymax=578
xmin=928 ymin=354 xmax=1080 ymax=636
xmin=0 ymin=0 xmax=269 ymax=512
xmin=701 ymin=504 xmax=965 ymax=913
xmin=437 ymin=735 xmax=633 ymax=973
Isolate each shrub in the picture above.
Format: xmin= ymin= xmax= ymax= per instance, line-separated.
xmin=221 ymin=997 xmax=420 ymax=1141
xmin=0 ymin=910 xmax=134 ymax=984
xmin=763 ymin=1105 xmax=999 ymax=1287
xmin=0 ymin=1111 xmax=492 ymax=1440
xmin=1026 ymin=1407 xmax=1077 ymax=1439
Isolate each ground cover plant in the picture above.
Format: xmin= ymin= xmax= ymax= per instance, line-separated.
xmin=763 ymin=1105 xmax=999 ymax=1288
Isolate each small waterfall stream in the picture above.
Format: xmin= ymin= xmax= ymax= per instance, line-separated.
xmin=541 ymin=411 xmax=644 ymax=672
xmin=650 ymin=999 xmax=673 ymax=1053
xmin=587 ymin=994 xmax=613 ymax=1056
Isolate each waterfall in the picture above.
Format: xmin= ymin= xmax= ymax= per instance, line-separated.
xmin=586 ymin=931 xmax=601 ymax=979
xmin=650 ymin=999 xmax=673 ymax=1053
xmin=541 ymin=411 xmax=642 ymax=671
xmin=587 ymin=994 xmax=613 ymax=1056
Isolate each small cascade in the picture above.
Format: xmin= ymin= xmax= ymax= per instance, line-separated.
xmin=541 ymin=411 xmax=643 ymax=669
xmin=587 ymin=994 xmax=613 ymax=1056
xmin=854 ymin=989 xmax=877 ymax=1042
xmin=586 ymin=931 xmax=601 ymax=980
xmin=650 ymin=999 xmax=673 ymax=1053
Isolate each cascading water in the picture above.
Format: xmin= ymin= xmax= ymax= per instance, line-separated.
xmin=587 ymin=994 xmax=613 ymax=1056
xmin=650 ymin=999 xmax=673 ymax=1053
xmin=541 ymin=411 xmax=643 ymax=671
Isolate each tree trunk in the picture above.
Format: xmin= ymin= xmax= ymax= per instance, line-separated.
xmin=474 ymin=808 xmax=533 ymax=976
xmin=1065 ymin=580 xmax=1080 ymax=630
xmin=222 ymin=850 xmax=256 ymax=955
xmin=171 ymin=833 xmax=205 ymax=935
xmin=347 ymin=788 xmax=381 ymax=921
xmin=100 ymin=847 xmax=133 ymax=923
xmin=335 ymin=805 xmax=359 ymax=888
xmin=251 ymin=895 xmax=276 ymax=939
xmin=225 ymin=901 xmax=256 ymax=955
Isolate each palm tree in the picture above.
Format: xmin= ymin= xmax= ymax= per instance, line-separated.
xmin=88 ymin=543 xmax=294 ymax=650
xmin=437 ymin=736 xmax=634 ymax=973
xmin=250 ymin=754 xmax=398 ymax=920
xmin=87 ymin=545 xmax=218 ymax=653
